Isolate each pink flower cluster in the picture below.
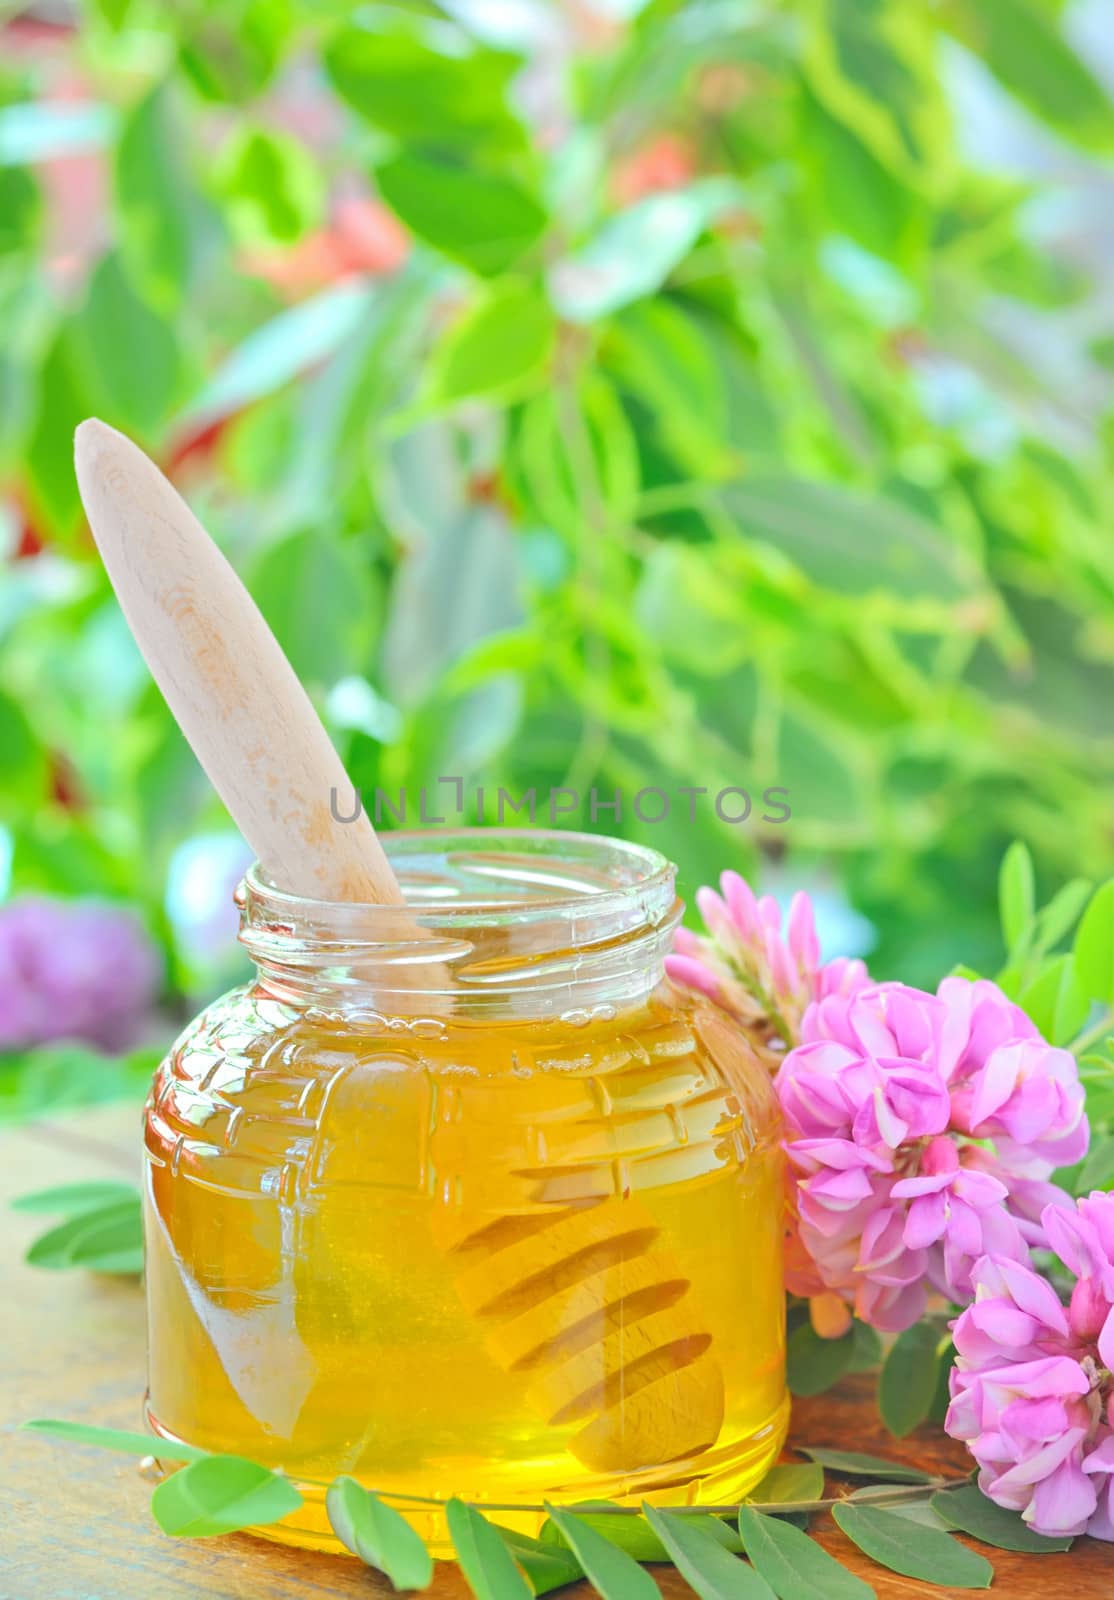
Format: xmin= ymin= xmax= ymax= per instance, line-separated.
xmin=776 ymin=976 xmax=1088 ymax=1332
xmin=0 ymin=895 xmax=162 ymax=1053
xmin=666 ymin=871 xmax=868 ymax=1044
xmin=947 ymin=1192 xmax=1114 ymax=1540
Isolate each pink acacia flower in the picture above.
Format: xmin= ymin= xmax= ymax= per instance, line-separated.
xmin=776 ymin=977 xmax=1088 ymax=1332
xmin=0 ymin=895 xmax=162 ymax=1053
xmin=946 ymin=1191 xmax=1114 ymax=1540
xmin=665 ymin=871 xmax=868 ymax=1044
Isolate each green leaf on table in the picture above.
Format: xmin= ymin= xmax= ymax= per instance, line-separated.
xmin=447 ymin=1499 xmax=533 ymax=1600
xmin=932 ymin=1482 xmax=1072 ymax=1552
xmin=151 ymin=1455 xmax=302 ymax=1537
xmin=548 ymin=178 xmax=743 ymax=322
xmin=737 ymin=1506 xmax=874 ymax=1600
xmin=541 ymin=1506 xmax=740 ymax=1562
xmin=1073 ymin=880 xmax=1114 ymax=1004
xmin=12 ymin=1181 xmax=139 ymax=1214
xmin=543 ymin=1504 xmax=660 ymax=1599
xmin=643 ymin=1504 xmax=775 ymax=1599
xmin=748 ymin=1462 xmax=825 ymax=1506
xmin=495 ymin=1527 xmax=584 ymax=1596
xmin=22 ymin=1419 xmax=209 ymax=1461
xmin=799 ymin=1449 xmax=932 ymax=1484
xmin=832 ymin=1503 xmax=992 ymax=1588
xmin=786 ymin=1319 xmax=855 ymax=1397
xmin=179 ymin=279 xmax=376 ymax=429
xmin=25 ymin=1196 xmax=143 ymax=1275
xmin=879 ymin=1321 xmax=941 ymax=1438
xmin=848 ymin=1320 xmax=883 ymax=1373
xmin=999 ymin=841 xmax=1035 ymax=952
xmin=0 ymin=1046 xmax=159 ymax=1126
xmin=325 ymin=1475 xmax=433 ymax=1590
xmin=377 ymin=153 xmax=546 ymax=277
xmin=427 ymin=281 xmax=555 ymax=408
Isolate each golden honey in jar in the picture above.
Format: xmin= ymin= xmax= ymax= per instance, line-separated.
xmin=143 ymin=831 xmax=787 ymax=1550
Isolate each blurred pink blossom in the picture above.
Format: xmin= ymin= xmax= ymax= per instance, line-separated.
xmin=665 ymin=871 xmax=868 ymax=1043
xmin=946 ymin=1191 xmax=1114 ymax=1540
xmin=0 ymin=896 xmax=162 ymax=1054
xmin=776 ymin=978 xmax=1088 ymax=1332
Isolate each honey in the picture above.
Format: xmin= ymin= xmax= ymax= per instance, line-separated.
xmin=143 ymin=832 xmax=787 ymax=1551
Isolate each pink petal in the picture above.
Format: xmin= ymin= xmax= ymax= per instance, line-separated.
xmin=1025 ymin=1455 xmax=1097 ymax=1539
xmin=904 ymin=1190 xmax=949 ymax=1249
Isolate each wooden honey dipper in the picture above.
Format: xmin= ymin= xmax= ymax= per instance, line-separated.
xmin=75 ymin=418 xmax=725 ymax=1478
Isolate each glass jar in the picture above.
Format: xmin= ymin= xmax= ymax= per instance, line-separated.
xmin=143 ymin=830 xmax=787 ymax=1551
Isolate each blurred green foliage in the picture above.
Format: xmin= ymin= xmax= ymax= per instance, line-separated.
xmin=1 ymin=0 xmax=1113 ymax=997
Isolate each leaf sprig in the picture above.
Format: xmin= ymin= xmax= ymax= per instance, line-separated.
xmin=24 ymin=1420 xmax=1072 ymax=1596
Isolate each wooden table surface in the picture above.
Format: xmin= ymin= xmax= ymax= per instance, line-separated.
xmin=2 ymin=1107 xmax=1110 ymax=1599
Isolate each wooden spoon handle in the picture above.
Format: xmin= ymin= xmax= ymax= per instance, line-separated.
xmin=74 ymin=418 xmax=402 ymax=906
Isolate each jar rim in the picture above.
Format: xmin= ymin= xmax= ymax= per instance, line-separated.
xmin=240 ymin=827 xmax=677 ymax=932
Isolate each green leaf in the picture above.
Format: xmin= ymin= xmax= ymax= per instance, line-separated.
xmin=1052 ymin=958 xmax=1091 ymax=1048
xmin=798 ymin=83 xmax=922 ymax=263
xmin=11 ymin=1181 xmax=139 ymax=1215
xmin=326 ymin=21 xmax=524 ymax=150
xmin=1033 ymin=878 xmax=1092 ymax=954
xmin=1076 ymin=1135 xmax=1114 ymax=1193
xmin=447 ymin=1499 xmax=533 ymax=1600
xmin=25 ymin=324 xmax=93 ymax=538
xmin=115 ymin=86 xmax=191 ymax=310
xmin=22 ymin=1419 xmax=209 ymax=1462
xmin=325 ymin=1476 xmax=433 ymax=1590
xmin=377 ymin=153 xmax=547 ymax=277
xmin=786 ymin=1319 xmax=855 ymax=1397
xmin=25 ymin=1198 xmax=143 ymax=1274
xmin=541 ymin=1506 xmax=740 ymax=1562
xmin=179 ymin=279 xmax=376 ymax=429
xmin=74 ymin=252 xmax=180 ymax=436
xmin=737 ymin=1507 xmax=875 ymax=1600
xmin=748 ymin=1463 xmax=825 ymax=1506
xmin=722 ymin=478 xmax=974 ymax=602
xmin=247 ymin=527 xmax=378 ymax=687
xmin=151 ymin=1455 xmax=302 ymax=1538
xmin=944 ymin=0 xmax=1114 ymax=151
xmin=642 ymin=1504 xmax=775 ymax=1599
xmin=0 ymin=165 xmax=41 ymax=257
xmin=831 ymin=1503 xmax=992 ymax=1588
xmin=549 ymin=179 xmax=744 ymax=322
xmin=1073 ymin=880 xmax=1114 ymax=1004
xmin=932 ymin=1483 xmax=1072 ymax=1553
xmin=848 ymin=1320 xmax=882 ymax=1373
xmin=879 ymin=1322 xmax=941 ymax=1438
xmin=0 ymin=688 xmax=47 ymax=816
xmin=494 ymin=1527 xmax=584 ymax=1596
xmin=799 ymin=1449 xmax=932 ymax=1484
xmin=999 ymin=841 xmax=1035 ymax=953
xmin=0 ymin=1046 xmax=158 ymax=1127
xmin=543 ymin=1504 xmax=660 ymax=1599
xmin=214 ymin=125 xmax=324 ymax=246
xmin=428 ymin=282 xmax=556 ymax=408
